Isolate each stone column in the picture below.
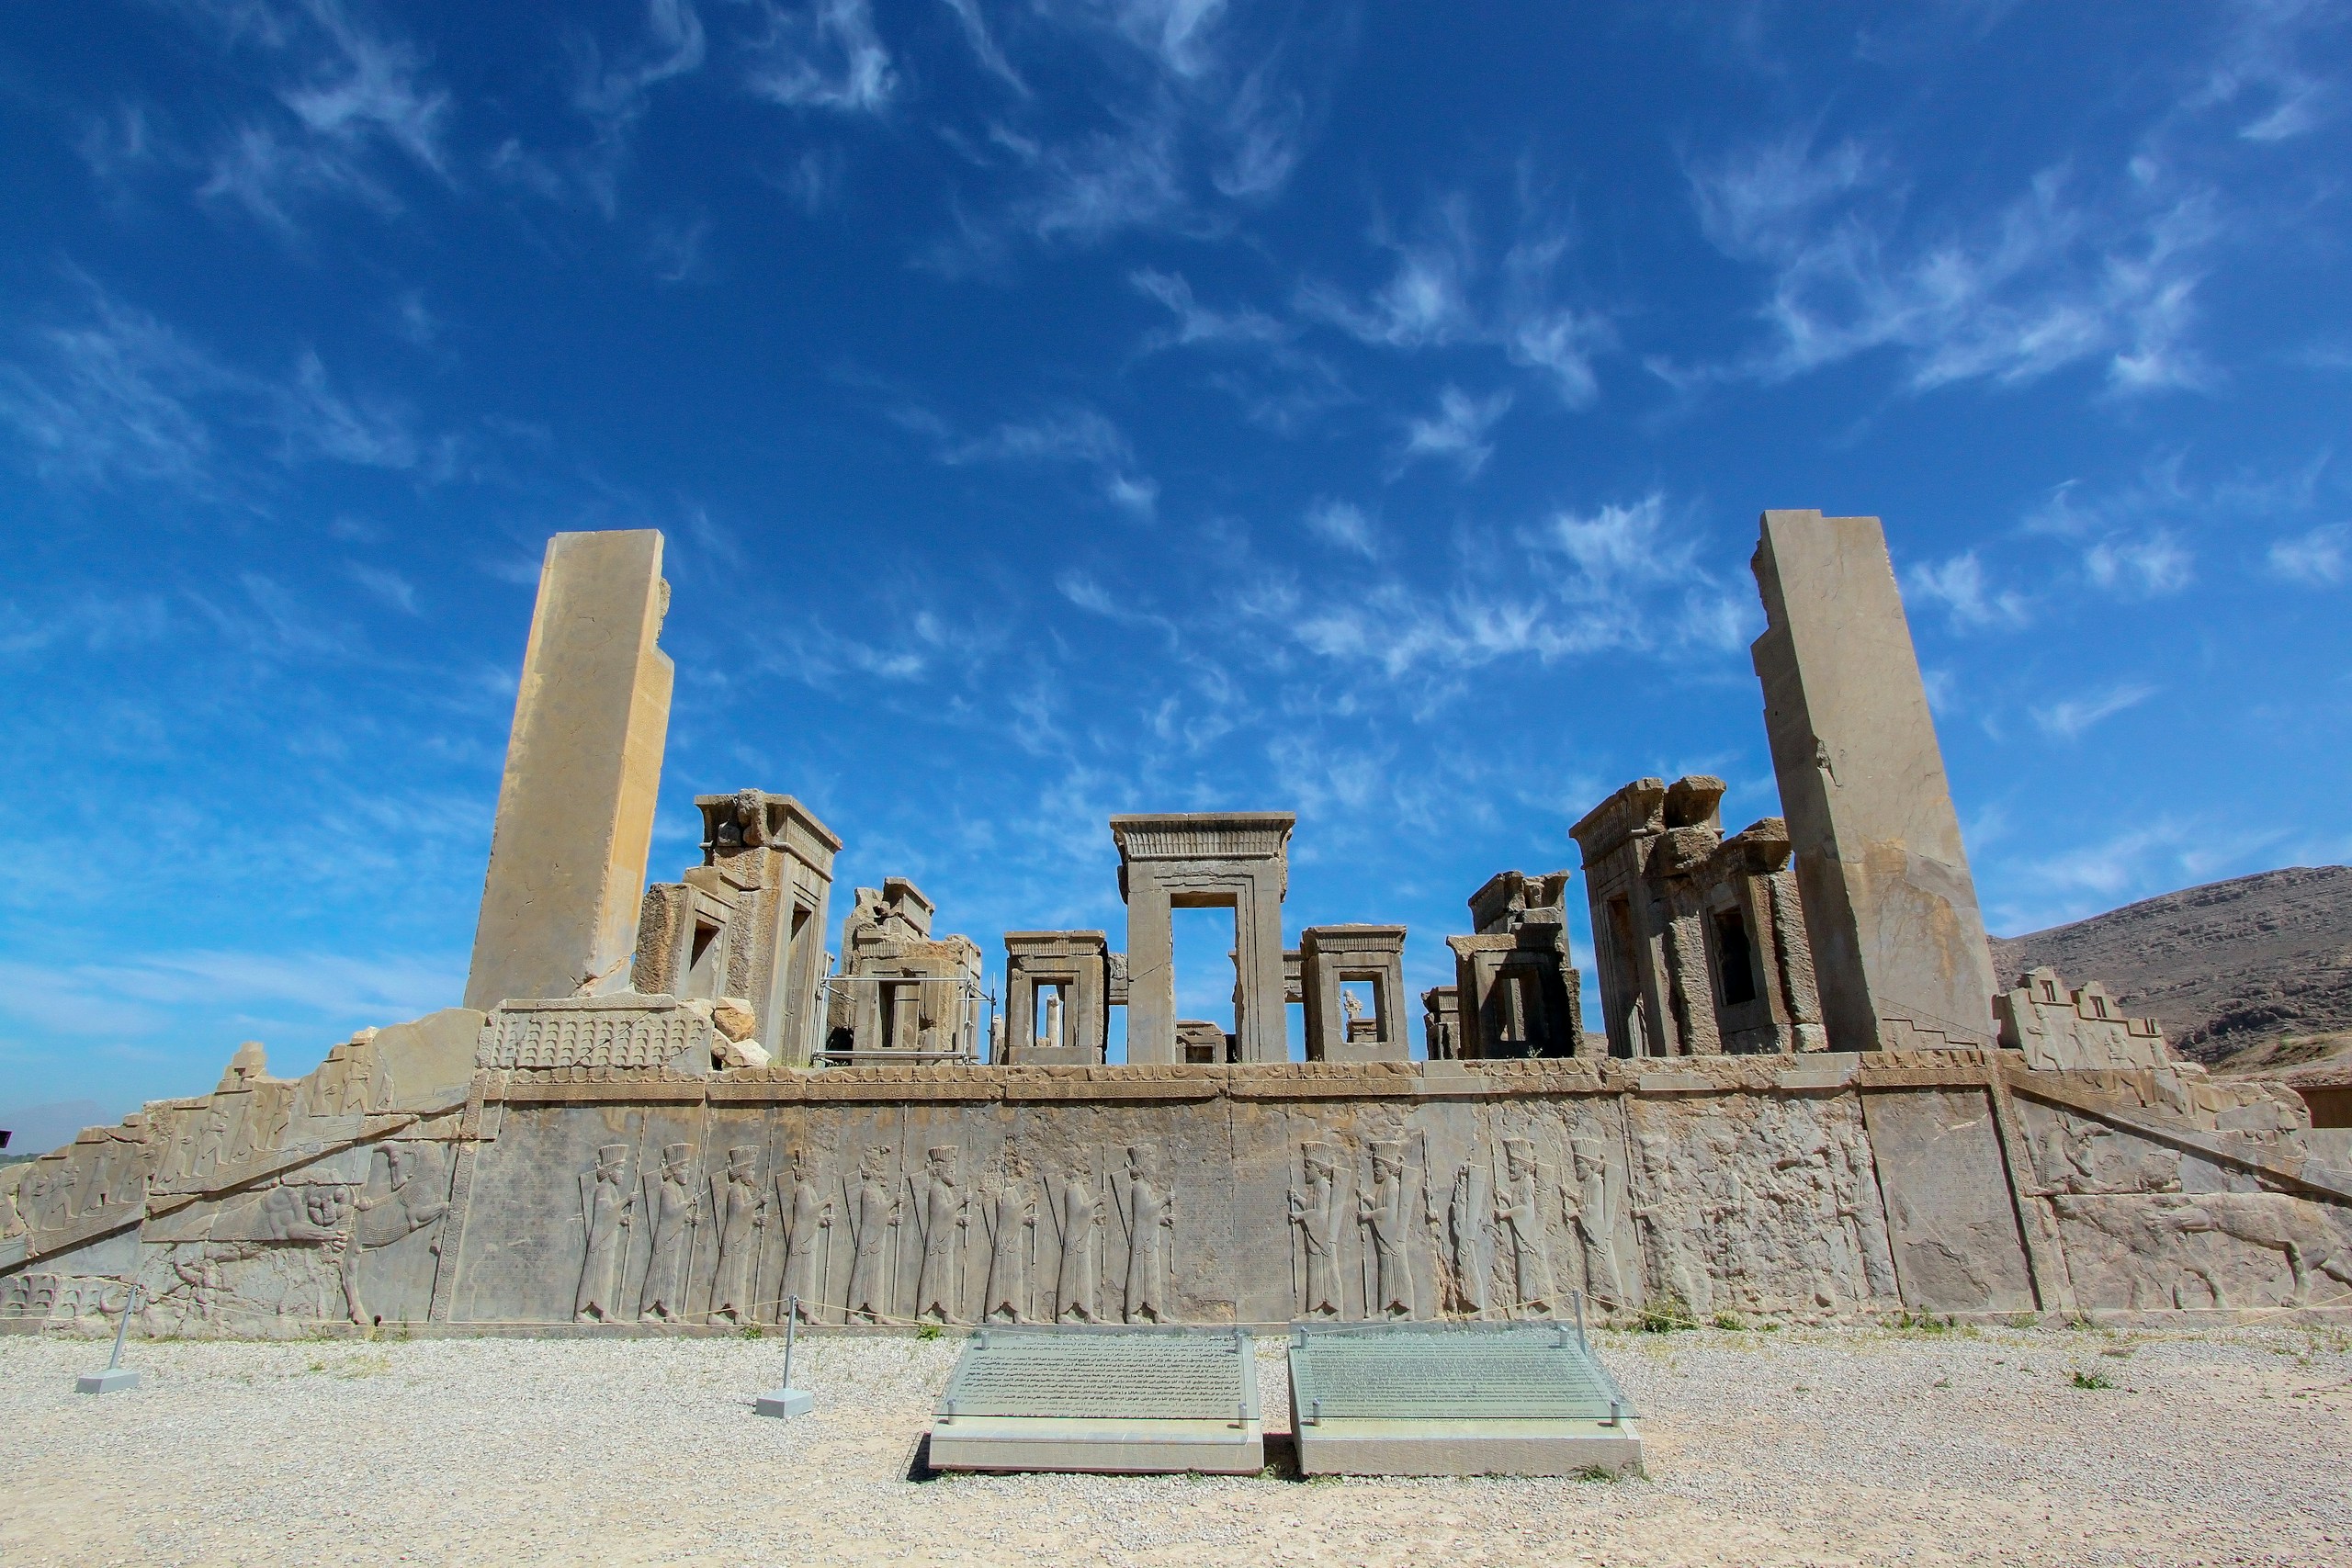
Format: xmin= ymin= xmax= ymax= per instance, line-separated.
xmin=464 ymin=530 xmax=673 ymax=1011
xmin=1234 ymin=863 xmax=1290 ymax=1064
xmin=1125 ymin=882 xmax=1176 ymax=1066
xmin=1750 ymin=510 xmax=1998 ymax=1050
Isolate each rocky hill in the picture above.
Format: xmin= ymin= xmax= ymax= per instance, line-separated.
xmin=1989 ymin=865 xmax=2352 ymax=1069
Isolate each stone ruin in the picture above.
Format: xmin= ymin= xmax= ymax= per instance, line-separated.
xmin=5 ymin=509 xmax=2349 ymax=1337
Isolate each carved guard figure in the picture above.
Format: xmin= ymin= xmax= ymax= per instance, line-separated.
xmin=1118 ymin=1144 xmax=1172 ymax=1324
xmin=1052 ymin=1156 xmax=1102 ymax=1323
xmin=639 ymin=1143 xmax=698 ymax=1323
xmin=708 ymin=1144 xmax=768 ymax=1325
xmin=574 ymin=1144 xmax=634 ymax=1324
xmin=776 ymin=1148 xmax=833 ymax=1324
xmin=1494 ymin=1136 xmax=1555 ymax=1316
xmin=1357 ymin=1139 xmax=1414 ymax=1318
xmin=845 ymin=1146 xmax=899 ymax=1323
xmin=1291 ymin=1143 xmax=1344 ymax=1319
xmin=910 ymin=1145 xmax=968 ymax=1324
xmin=980 ymin=1153 xmax=1037 ymax=1323
xmin=1566 ymin=1132 xmax=1626 ymax=1312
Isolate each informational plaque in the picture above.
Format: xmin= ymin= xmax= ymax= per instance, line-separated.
xmin=1287 ymin=1321 xmax=1642 ymax=1477
xmin=928 ymin=1327 xmax=1263 ymax=1474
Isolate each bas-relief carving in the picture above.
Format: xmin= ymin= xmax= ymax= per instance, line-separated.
xmin=574 ymin=1144 xmax=636 ymax=1323
xmin=1050 ymin=1154 xmax=1104 ymax=1324
xmin=638 ymin=1143 xmax=698 ymax=1323
xmin=844 ymin=1145 xmax=901 ymax=1323
xmin=978 ymin=1154 xmax=1037 ymax=1323
xmin=1115 ymin=1144 xmax=1173 ymax=1323
xmin=2009 ymin=1095 xmax=2352 ymax=1311
xmin=1626 ymin=1093 xmax=1900 ymax=1317
xmin=1359 ymin=1138 xmax=1416 ymax=1318
xmin=909 ymin=1145 xmax=968 ymax=1323
xmin=16 ymin=1059 xmax=2352 ymax=1335
xmin=775 ymin=1148 xmax=832 ymax=1323
xmin=708 ymin=1145 xmax=768 ymax=1325
xmin=1291 ymin=1142 xmax=1346 ymax=1319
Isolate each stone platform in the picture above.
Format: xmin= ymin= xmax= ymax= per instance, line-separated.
xmin=925 ymin=1326 xmax=1263 ymax=1473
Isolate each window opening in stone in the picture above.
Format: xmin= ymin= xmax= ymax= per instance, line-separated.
xmin=1341 ymin=979 xmax=1380 ymax=1045
xmin=1713 ymin=906 xmax=1758 ymax=1007
xmin=687 ymin=918 xmax=722 ymax=998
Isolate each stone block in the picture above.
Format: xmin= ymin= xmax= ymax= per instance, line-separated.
xmin=464 ymin=530 xmax=674 ymax=1011
xmin=1751 ymin=511 xmax=1998 ymax=1050
xmin=76 ymin=1366 xmax=139 ymax=1394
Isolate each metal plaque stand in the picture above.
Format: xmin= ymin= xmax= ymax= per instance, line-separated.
xmin=755 ymin=1296 xmax=814 ymax=1418
xmin=77 ymin=1281 xmax=142 ymax=1394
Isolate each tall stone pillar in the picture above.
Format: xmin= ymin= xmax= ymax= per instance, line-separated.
xmin=1121 ymin=883 xmax=1177 ymax=1066
xmin=463 ymin=530 xmax=674 ymax=1011
xmin=1750 ymin=510 xmax=1998 ymax=1050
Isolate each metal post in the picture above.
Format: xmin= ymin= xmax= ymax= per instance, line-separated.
xmin=1574 ymin=1288 xmax=1587 ymax=1353
xmin=755 ymin=1293 xmax=814 ymax=1418
xmin=107 ymin=1281 xmax=139 ymax=1370
xmin=76 ymin=1281 xmax=142 ymax=1393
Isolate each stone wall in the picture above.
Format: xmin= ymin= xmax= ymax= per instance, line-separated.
xmin=7 ymin=1013 xmax=2348 ymax=1337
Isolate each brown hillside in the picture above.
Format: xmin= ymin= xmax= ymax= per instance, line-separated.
xmin=1988 ymin=865 xmax=2352 ymax=1066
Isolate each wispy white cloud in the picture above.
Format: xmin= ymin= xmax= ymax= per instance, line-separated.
xmin=1131 ymin=269 xmax=1287 ymax=347
xmin=0 ymin=291 xmax=220 ymax=486
xmin=187 ymin=0 xmax=454 ymax=233
xmin=1245 ymin=492 xmax=1747 ymax=696
xmin=1302 ymin=498 xmax=1376 ymax=558
xmin=1397 ymin=385 xmax=1510 ymax=477
xmin=648 ymin=214 xmax=716 ymax=283
xmin=742 ymin=0 xmax=897 ymax=113
xmin=1906 ymin=550 xmax=2033 ymax=630
xmin=2189 ymin=0 xmax=2344 ymax=141
xmin=2083 ymin=529 xmax=2193 ymax=596
xmin=347 ymin=563 xmax=420 ymax=615
xmin=1295 ymin=195 xmax=1612 ymax=406
xmin=939 ymin=0 xmax=1026 ymax=92
xmin=1131 ymin=268 xmax=1351 ymax=430
xmin=2269 ymin=522 xmax=2352 ymax=584
xmin=1672 ymin=133 xmax=2220 ymax=396
xmin=0 ymin=285 xmax=432 ymax=489
xmin=925 ymin=0 xmax=1310 ymax=262
xmin=2031 ymin=682 xmax=2157 ymax=739
xmin=943 ymin=405 xmax=1159 ymax=516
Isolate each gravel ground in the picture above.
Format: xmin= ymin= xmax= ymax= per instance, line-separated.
xmin=5 ymin=1323 xmax=2348 ymax=1568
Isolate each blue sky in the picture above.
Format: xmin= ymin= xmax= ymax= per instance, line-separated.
xmin=4 ymin=1 xmax=2350 ymax=1121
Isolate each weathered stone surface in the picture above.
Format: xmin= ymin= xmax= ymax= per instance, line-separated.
xmin=1003 ymin=931 xmax=1110 ymax=1065
xmin=1751 ymin=510 xmax=1999 ymax=1051
xmin=1112 ymin=813 xmax=1295 ymax=1066
xmin=1573 ymin=778 xmax=1824 ymax=1057
xmin=464 ymin=530 xmax=674 ymax=1012
xmin=825 ymin=880 xmax=983 ymax=1063
xmin=7 ymin=1024 xmax=2350 ymax=1336
xmin=1300 ymin=925 xmax=1408 ymax=1063
xmin=1860 ymin=1087 xmax=2035 ymax=1312
xmin=1997 ymin=967 xmax=2169 ymax=1071
xmin=634 ymin=792 xmax=840 ymax=1066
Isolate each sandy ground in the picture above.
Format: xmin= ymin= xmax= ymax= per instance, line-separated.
xmin=4 ymin=1322 xmax=2348 ymax=1568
